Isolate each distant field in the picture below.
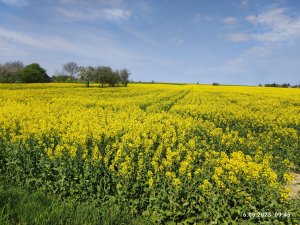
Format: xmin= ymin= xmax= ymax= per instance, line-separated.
xmin=0 ymin=83 xmax=299 ymax=224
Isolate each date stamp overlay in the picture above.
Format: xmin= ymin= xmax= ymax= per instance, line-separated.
xmin=242 ymin=212 xmax=291 ymax=218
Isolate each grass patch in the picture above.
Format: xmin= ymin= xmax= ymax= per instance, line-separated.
xmin=0 ymin=181 xmax=152 ymax=225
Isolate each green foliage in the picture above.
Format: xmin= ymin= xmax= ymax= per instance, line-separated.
xmin=0 ymin=137 xmax=299 ymax=224
xmin=79 ymin=66 xmax=130 ymax=88
xmin=0 ymin=181 xmax=153 ymax=225
xmin=93 ymin=66 xmax=113 ymax=87
xmin=51 ymin=75 xmax=77 ymax=83
xmin=0 ymin=84 xmax=299 ymax=224
xmin=20 ymin=63 xmax=50 ymax=83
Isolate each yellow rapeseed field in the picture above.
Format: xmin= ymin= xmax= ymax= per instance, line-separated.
xmin=0 ymin=83 xmax=299 ymax=223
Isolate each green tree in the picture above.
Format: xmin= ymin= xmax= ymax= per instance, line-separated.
xmin=94 ymin=66 xmax=112 ymax=88
xmin=51 ymin=74 xmax=76 ymax=83
xmin=20 ymin=63 xmax=50 ymax=83
xmin=108 ymin=70 xmax=120 ymax=87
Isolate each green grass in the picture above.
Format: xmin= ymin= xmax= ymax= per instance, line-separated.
xmin=0 ymin=181 xmax=153 ymax=225
xmin=1 ymin=182 xmax=299 ymax=225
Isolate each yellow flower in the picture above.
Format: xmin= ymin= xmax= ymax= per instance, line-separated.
xmin=147 ymin=170 xmax=153 ymax=177
xmin=172 ymin=178 xmax=181 ymax=187
xmin=283 ymin=173 xmax=294 ymax=182
xmin=148 ymin=177 xmax=154 ymax=187
xmin=199 ymin=179 xmax=212 ymax=191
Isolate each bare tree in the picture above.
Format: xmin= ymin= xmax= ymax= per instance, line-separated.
xmin=63 ymin=62 xmax=79 ymax=78
xmin=0 ymin=61 xmax=24 ymax=83
xmin=119 ymin=68 xmax=130 ymax=87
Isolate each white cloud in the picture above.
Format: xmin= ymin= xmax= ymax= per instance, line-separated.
xmin=0 ymin=0 xmax=27 ymax=6
xmin=228 ymin=8 xmax=300 ymax=43
xmin=247 ymin=8 xmax=300 ymax=42
xmin=223 ymin=17 xmax=238 ymax=25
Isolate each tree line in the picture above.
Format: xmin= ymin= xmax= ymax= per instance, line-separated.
xmin=0 ymin=61 xmax=130 ymax=87
xmin=0 ymin=61 xmax=50 ymax=83
xmin=259 ymin=83 xmax=300 ymax=88
xmin=45 ymin=61 xmax=130 ymax=87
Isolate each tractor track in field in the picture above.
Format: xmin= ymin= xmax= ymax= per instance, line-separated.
xmin=288 ymin=173 xmax=300 ymax=199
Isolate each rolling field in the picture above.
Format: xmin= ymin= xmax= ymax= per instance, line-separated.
xmin=0 ymin=83 xmax=300 ymax=224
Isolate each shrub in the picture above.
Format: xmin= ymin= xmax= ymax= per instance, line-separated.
xmin=20 ymin=63 xmax=50 ymax=83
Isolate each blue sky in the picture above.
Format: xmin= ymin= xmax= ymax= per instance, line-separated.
xmin=0 ymin=0 xmax=300 ymax=85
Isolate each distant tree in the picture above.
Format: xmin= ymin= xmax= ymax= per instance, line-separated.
xmin=63 ymin=62 xmax=79 ymax=78
xmin=281 ymin=83 xmax=290 ymax=88
xmin=0 ymin=61 xmax=24 ymax=83
xmin=94 ymin=66 xmax=112 ymax=88
xmin=20 ymin=63 xmax=50 ymax=83
xmin=78 ymin=65 xmax=131 ymax=88
xmin=51 ymin=74 xmax=76 ymax=82
xmin=212 ymin=82 xmax=220 ymax=86
xmin=119 ymin=68 xmax=130 ymax=87
xmin=78 ymin=66 xmax=94 ymax=87
xmin=265 ymin=83 xmax=279 ymax=87
xmin=108 ymin=70 xmax=120 ymax=87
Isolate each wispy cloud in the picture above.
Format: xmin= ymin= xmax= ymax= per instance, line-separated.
xmin=228 ymin=8 xmax=300 ymax=42
xmin=56 ymin=7 xmax=131 ymax=21
xmin=193 ymin=14 xmax=201 ymax=23
xmin=0 ymin=26 xmax=83 ymax=53
xmin=57 ymin=0 xmax=123 ymax=6
xmin=240 ymin=0 xmax=249 ymax=7
xmin=193 ymin=14 xmax=217 ymax=24
xmin=220 ymin=45 xmax=274 ymax=81
xmin=0 ymin=43 xmax=9 ymax=53
xmin=247 ymin=8 xmax=300 ymax=42
xmin=54 ymin=0 xmax=131 ymax=21
xmin=223 ymin=17 xmax=238 ymax=25
xmin=227 ymin=33 xmax=249 ymax=42
xmin=0 ymin=26 xmax=147 ymax=73
xmin=171 ymin=37 xmax=184 ymax=45
xmin=0 ymin=0 xmax=28 ymax=6
xmin=0 ymin=27 xmax=49 ymax=49
xmin=123 ymin=28 xmax=159 ymax=46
